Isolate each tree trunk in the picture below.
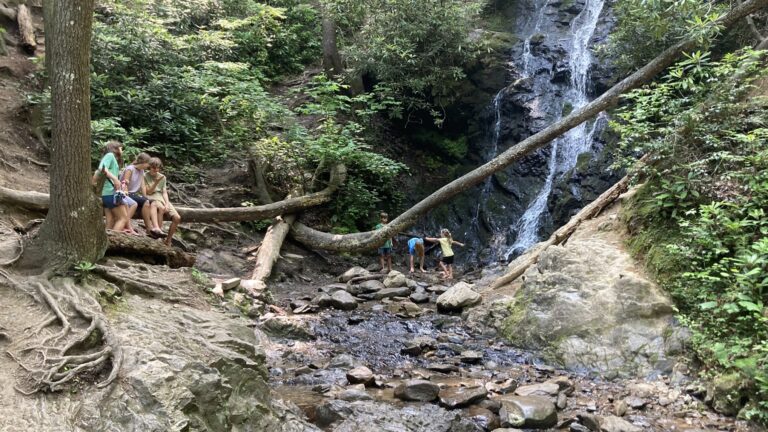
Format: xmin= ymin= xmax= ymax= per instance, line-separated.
xmin=106 ymin=231 xmax=195 ymax=268
xmin=288 ymin=0 xmax=768 ymax=252
xmin=240 ymin=214 xmax=296 ymax=297
xmin=322 ymin=15 xmax=344 ymax=78
xmin=17 ymin=4 xmax=36 ymax=54
xmin=1 ymin=164 xmax=347 ymax=223
xmin=26 ymin=0 xmax=105 ymax=267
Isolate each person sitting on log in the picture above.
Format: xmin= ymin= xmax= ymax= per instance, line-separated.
xmin=91 ymin=140 xmax=133 ymax=234
xmin=144 ymin=157 xmax=181 ymax=246
xmin=120 ymin=152 xmax=153 ymax=234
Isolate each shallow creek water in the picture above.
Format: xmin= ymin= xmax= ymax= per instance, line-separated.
xmin=263 ymin=274 xmax=760 ymax=432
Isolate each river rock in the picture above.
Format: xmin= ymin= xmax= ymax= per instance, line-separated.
xmin=329 ymin=290 xmax=358 ymax=311
xmin=459 ymin=350 xmax=484 ymax=364
xmin=410 ymin=288 xmax=431 ymax=303
xmin=486 ymin=378 xmax=518 ymax=395
xmin=312 ymin=293 xmax=333 ymax=308
xmin=320 ymin=283 xmax=348 ymax=294
xmin=515 ymin=382 xmax=560 ymax=397
xmin=337 ymin=388 xmax=373 ymax=402
xmin=427 ymin=363 xmax=460 ymax=373
xmin=261 ymin=315 xmax=315 ymax=340
xmin=374 ymin=287 xmax=411 ymax=300
xmin=401 ymin=336 xmax=437 ymax=356
xmin=394 ymin=379 xmax=440 ymax=402
xmin=329 ymin=354 xmax=357 ymax=369
xmin=383 ymin=270 xmax=408 ymax=288
xmin=315 ymin=400 xmax=479 ymax=432
xmin=427 ymin=284 xmax=449 ymax=294
xmin=438 ymin=385 xmax=488 ymax=408
xmin=339 ymin=266 xmax=370 ymax=282
xmin=498 ymin=396 xmax=558 ymax=429
xmin=346 ymin=366 xmax=374 ymax=386
xmin=598 ymin=415 xmax=642 ymax=432
xmin=386 ymin=301 xmax=424 ymax=317
xmin=348 ymin=280 xmax=384 ymax=295
xmin=436 ymin=282 xmax=481 ymax=312
xmin=465 ymin=406 xmax=500 ymax=430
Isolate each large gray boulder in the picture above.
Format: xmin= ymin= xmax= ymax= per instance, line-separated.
xmin=339 ymin=267 xmax=370 ymax=283
xmin=478 ymin=205 xmax=688 ymax=378
xmin=329 ymin=290 xmax=358 ymax=311
xmin=436 ymin=282 xmax=482 ymax=312
xmin=394 ymin=379 xmax=440 ymax=402
xmin=383 ymin=271 xmax=408 ymax=288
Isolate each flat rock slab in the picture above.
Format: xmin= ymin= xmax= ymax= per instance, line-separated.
xmin=515 ymin=382 xmax=560 ymax=397
xmin=374 ymin=287 xmax=411 ymax=300
xmin=439 ymin=385 xmax=488 ymax=409
xmin=329 ymin=290 xmax=358 ymax=311
xmin=261 ymin=315 xmax=316 ymax=340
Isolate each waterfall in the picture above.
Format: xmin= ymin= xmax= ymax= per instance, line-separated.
xmin=505 ymin=0 xmax=606 ymax=259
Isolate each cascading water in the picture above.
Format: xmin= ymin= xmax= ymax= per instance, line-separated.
xmin=505 ymin=0 xmax=607 ymax=259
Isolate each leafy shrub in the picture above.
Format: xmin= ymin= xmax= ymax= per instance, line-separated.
xmin=614 ymin=48 xmax=768 ymax=423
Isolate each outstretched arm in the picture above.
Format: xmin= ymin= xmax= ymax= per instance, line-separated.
xmin=424 ymin=237 xmax=439 ymax=242
xmin=452 ymin=240 xmax=465 ymax=247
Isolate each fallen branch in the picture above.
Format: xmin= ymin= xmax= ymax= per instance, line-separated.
xmin=489 ymin=170 xmax=634 ymax=289
xmin=245 ymin=214 xmax=296 ymax=297
xmin=0 ymin=186 xmax=49 ymax=211
xmin=17 ymin=4 xmax=36 ymax=54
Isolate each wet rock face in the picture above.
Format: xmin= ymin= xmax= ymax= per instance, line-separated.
xmin=498 ymin=395 xmax=558 ymax=429
xmin=485 ymin=208 xmax=686 ymax=377
xmin=436 ymin=282 xmax=482 ymax=312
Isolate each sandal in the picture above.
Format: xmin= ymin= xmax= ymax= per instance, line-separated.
xmin=148 ymin=229 xmax=166 ymax=239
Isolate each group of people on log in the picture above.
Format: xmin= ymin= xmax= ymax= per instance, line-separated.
xmin=375 ymin=212 xmax=464 ymax=280
xmin=92 ymin=140 xmax=181 ymax=246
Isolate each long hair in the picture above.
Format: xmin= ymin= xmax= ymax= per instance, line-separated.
xmin=440 ymin=228 xmax=452 ymax=243
xmin=415 ymin=241 xmax=425 ymax=258
xmin=133 ymin=152 xmax=151 ymax=165
xmin=103 ymin=140 xmax=123 ymax=166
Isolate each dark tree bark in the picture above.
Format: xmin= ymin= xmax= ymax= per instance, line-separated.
xmin=29 ymin=0 xmax=106 ymax=266
xmin=322 ymin=15 xmax=344 ymax=78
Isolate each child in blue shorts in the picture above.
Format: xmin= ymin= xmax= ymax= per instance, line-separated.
xmin=407 ymin=237 xmax=426 ymax=273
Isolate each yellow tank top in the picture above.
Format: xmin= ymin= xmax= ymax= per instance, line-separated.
xmin=439 ymin=238 xmax=454 ymax=257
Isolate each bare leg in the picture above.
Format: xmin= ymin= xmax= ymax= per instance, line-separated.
xmin=386 ymin=255 xmax=392 ymax=273
xmin=379 ymin=254 xmax=386 ymax=273
xmin=140 ymin=204 xmax=152 ymax=232
xmin=439 ymin=261 xmax=448 ymax=279
xmin=409 ymin=255 xmax=415 ymax=273
xmin=164 ymin=213 xmax=181 ymax=246
xmin=125 ymin=203 xmax=138 ymax=233
xmin=104 ymin=207 xmax=114 ymax=229
xmin=419 ymin=256 xmax=426 ymax=272
xmin=111 ymin=205 xmax=129 ymax=232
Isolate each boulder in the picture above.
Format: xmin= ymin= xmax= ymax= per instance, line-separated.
xmin=394 ymin=379 xmax=440 ymax=402
xmin=329 ymin=290 xmax=358 ymax=311
xmin=314 ymin=400 xmax=478 ymax=432
xmin=383 ymin=271 xmax=408 ymax=288
xmin=465 ymin=406 xmax=500 ymax=430
xmin=337 ymin=389 xmax=373 ymax=402
xmin=498 ymin=396 xmax=558 ymax=429
xmin=346 ymin=366 xmax=374 ymax=386
xmin=319 ymin=283 xmax=348 ymax=294
xmin=436 ymin=282 xmax=481 ymax=312
xmin=598 ymin=415 xmax=642 ymax=432
xmin=401 ymin=336 xmax=437 ymax=356
xmin=348 ymin=280 xmax=385 ymax=295
xmin=385 ymin=301 xmax=423 ymax=317
xmin=409 ymin=288 xmax=431 ymax=303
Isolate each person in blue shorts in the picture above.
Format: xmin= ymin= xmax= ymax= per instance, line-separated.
xmin=375 ymin=212 xmax=394 ymax=273
xmin=407 ymin=237 xmax=426 ymax=273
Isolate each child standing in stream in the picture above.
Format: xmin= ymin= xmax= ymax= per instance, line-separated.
xmin=375 ymin=212 xmax=394 ymax=273
xmin=426 ymin=229 xmax=464 ymax=280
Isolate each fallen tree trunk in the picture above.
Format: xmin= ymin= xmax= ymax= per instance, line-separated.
xmin=106 ymin=231 xmax=195 ymax=268
xmin=241 ymin=214 xmax=296 ymax=297
xmin=0 ymin=186 xmax=49 ymax=211
xmin=287 ymin=0 xmax=767 ymax=252
xmin=489 ymin=170 xmax=634 ymax=290
xmin=17 ymin=4 xmax=36 ymax=54
xmin=0 ymin=164 xmax=346 ymax=222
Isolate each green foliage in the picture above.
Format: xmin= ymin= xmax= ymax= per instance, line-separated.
xmin=73 ymin=261 xmax=96 ymax=280
xmin=251 ymin=76 xmax=407 ymax=231
xmin=190 ymin=267 xmax=210 ymax=286
xmin=412 ymin=130 xmax=468 ymax=161
xmin=324 ymin=0 xmax=488 ymax=125
xmin=614 ymin=48 xmax=768 ymax=423
xmin=608 ymin=0 xmax=724 ymax=72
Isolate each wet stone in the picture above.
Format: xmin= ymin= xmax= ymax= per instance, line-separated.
xmin=383 ymin=271 xmax=408 ymax=288
xmin=614 ymin=400 xmax=628 ymax=417
xmin=460 ymin=350 xmax=484 ymax=364
xmin=427 ymin=285 xmax=449 ymax=294
xmin=337 ymin=389 xmax=373 ymax=402
xmin=438 ymin=385 xmax=488 ymax=409
xmin=329 ymin=354 xmax=357 ymax=369
xmin=346 ymin=366 xmax=374 ymax=386
xmin=260 ymin=315 xmax=315 ymax=340
xmin=498 ymin=396 xmax=558 ymax=429
xmin=350 ymin=280 xmax=385 ymax=295
xmin=436 ymin=282 xmax=482 ymax=313
xmin=556 ymin=391 xmax=568 ymax=410
xmin=624 ymin=397 xmax=646 ymax=410
xmin=465 ymin=406 xmax=500 ymax=430
xmin=339 ymin=266 xmax=370 ymax=282
xmin=394 ymin=379 xmax=440 ymax=402
xmin=570 ymin=423 xmax=591 ymax=432
xmin=410 ymin=289 xmax=431 ymax=303
xmin=478 ymin=398 xmax=502 ymax=413
xmin=329 ymin=290 xmax=358 ymax=311
xmin=320 ymin=283 xmax=348 ymax=294
xmin=312 ymin=293 xmax=333 ymax=308
xmin=598 ymin=415 xmax=643 ymax=432
xmin=515 ymin=382 xmax=560 ymax=397
xmin=347 ymin=315 xmax=364 ymax=325
xmin=577 ymin=413 xmax=600 ymax=431
xmin=486 ymin=379 xmax=518 ymax=395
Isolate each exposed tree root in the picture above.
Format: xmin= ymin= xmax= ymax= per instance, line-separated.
xmin=91 ymin=261 xmax=203 ymax=307
xmin=0 ymin=270 xmax=122 ymax=394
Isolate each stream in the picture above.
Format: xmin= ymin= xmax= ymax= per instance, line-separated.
xmin=261 ymin=270 xmax=758 ymax=432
